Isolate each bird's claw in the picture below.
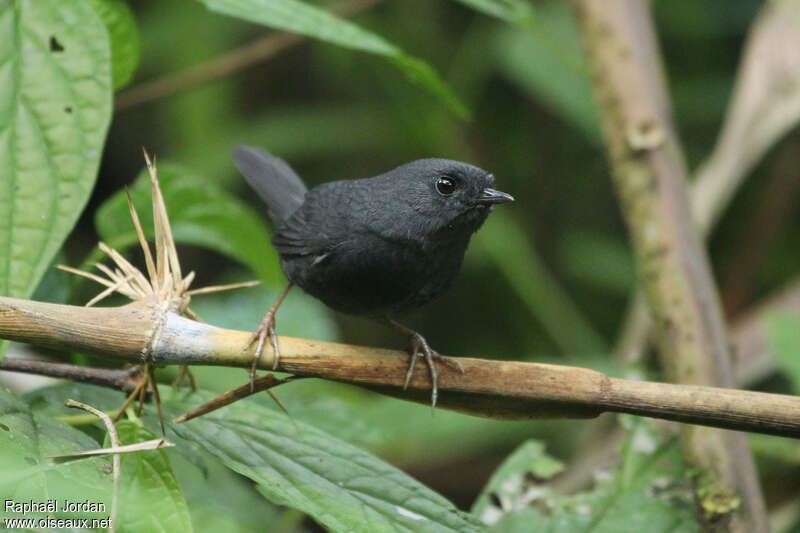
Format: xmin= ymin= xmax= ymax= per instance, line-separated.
xmin=439 ymin=356 xmax=464 ymax=374
xmin=402 ymin=331 xmax=462 ymax=410
xmin=243 ymin=311 xmax=280 ymax=393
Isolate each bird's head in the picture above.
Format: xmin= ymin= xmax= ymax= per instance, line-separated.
xmin=385 ymin=158 xmax=514 ymax=238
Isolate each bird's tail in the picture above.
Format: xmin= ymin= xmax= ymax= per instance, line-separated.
xmin=233 ymin=145 xmax=308 ymax=224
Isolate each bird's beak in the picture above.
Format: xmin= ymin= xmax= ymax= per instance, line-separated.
xmin=477 ymin=187 xmax=514 ymax=205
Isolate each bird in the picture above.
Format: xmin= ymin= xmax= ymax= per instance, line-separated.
xmin=233 ymin=145 xmax=514 ymax=407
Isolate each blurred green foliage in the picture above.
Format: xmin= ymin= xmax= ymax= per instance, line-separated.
xmin=474 ymin=418 xmax=699 ymax=533
xmin=3 ymin=0 xmax=800 ymax=531
xmin=96 ymin=164 xmax=282 ymax=284
xmin=767 ymin=312 xmax=800 ymax=395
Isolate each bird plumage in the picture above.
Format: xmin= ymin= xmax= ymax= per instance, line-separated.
xmin=233 ymin=145 xmax=307 ymax=224
xmin=234 ymin=145 xmax=513 ymax=407
xmin=236 ymin=146 xmax=504 ymax=317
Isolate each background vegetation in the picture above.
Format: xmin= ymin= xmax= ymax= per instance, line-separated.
xmin=1 ymin=0 xmax=799 ymax=531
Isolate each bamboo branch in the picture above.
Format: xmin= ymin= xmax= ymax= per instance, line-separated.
xmin=1 ymin=296 xmax=800 ymax=438
xmin=573 ymin=1 xmax=767 ymax=530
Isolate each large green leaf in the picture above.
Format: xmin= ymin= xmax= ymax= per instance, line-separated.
xmin=475 ymin=418 xmax=698 ymax=532
xmin=163 ymin=390 xmax=486 ymax=533
xmin=0 ymin=0 xmax=112 ymax=359
xmin=451 ymin=0 xmax=535 ymax=27
xmin=24 ymin=382 xmax=124 ymax=420
xmin=24 ymin=382 xmax=287 ymax=533
xmin=168 ymin=449 xmax=287 ymax=533
xmin=116 ymin=421 xmax=193 ymax=533
xmin=197 ymin=0 xmax=468 ymax=118
xmin=21 ymin=364 xmax=556 ymax=480
xmin=95 ymin=163 xmax=282 ymax=285
xmin=0 ymin=387 xmax=112 ymax=521
xmin=31 ymin=252 xmax=71 ymax=304
xmin=86 ymin=0 xmax=140 ymax=90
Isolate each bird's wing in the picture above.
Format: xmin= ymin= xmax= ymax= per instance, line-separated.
xmin=272 ymin=208 xmax=324 ymax=257
xmin=272 ymin=184 xmax=342 ymax=257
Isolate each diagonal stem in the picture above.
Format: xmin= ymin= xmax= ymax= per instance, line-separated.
xmin=114 ymin=0 xmax=383 ymax=112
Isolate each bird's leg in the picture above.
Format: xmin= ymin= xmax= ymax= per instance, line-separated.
xmin=243 ymin=282 xmax=293 ymax=392
xmin=386 ymin=319 xmax=464 ymax=409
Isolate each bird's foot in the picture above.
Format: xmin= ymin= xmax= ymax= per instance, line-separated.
xmin=241 ymin=283 xmax=293 ymax=392
xmin=242 ymin=310 xmax=280 ymax=393
xmin=403 ymin=330 xmax=464 ymax=410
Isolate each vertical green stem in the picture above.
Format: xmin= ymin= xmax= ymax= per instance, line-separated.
xmin=572 ymin=1 xmax=767 ymax=531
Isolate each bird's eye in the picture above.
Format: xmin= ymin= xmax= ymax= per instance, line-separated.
xmin=435 ymin=176 xmax=457 ymax=196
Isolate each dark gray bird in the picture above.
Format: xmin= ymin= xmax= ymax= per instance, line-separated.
xmin=233 ymin=145 xmax=514 ymax=407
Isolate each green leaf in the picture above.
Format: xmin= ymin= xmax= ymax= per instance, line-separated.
xmin=451 ymin=0 xmax=535 ymax=27
xmin=0 ymin=0 xmax=112 ymax=359
xmin=31 ymin=252 xmax=71 ymax=304
xmin=766 ymin=312 xmax=800 ymax=393
xmin=24 ymin=382 xmax=287 ymax=533
xmin=475 ymin=418 xmax=698 ymax=532
xmin=86 ymin=0 xmax=140 ymax=90
xmin=116 ymin=421 xmax=193 ymax=533
xmin=169 ymin=449 xmax=288 ymax=533
xmin=749 ymin=434 xmax=800 ymax=467
xmin=162 ymin=390 xmax=486 ymax=533
xmin=471 ymin=440 xmax=564 ymax=519
xmin=196 ymin=0 xmax=468 ymax=118
xmin=22 ymin=368 xmax=551 ymax=478
xmin=95 ymin=163 xmax=282 ymax=285
xmin=0 ymin=387 xmax=112 ymax=520
xmin=24 ymin=382 xmax=124 ymax=420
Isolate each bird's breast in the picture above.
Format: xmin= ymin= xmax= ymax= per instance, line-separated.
xmin=281 ymin=232 xmax=470 ymax=317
